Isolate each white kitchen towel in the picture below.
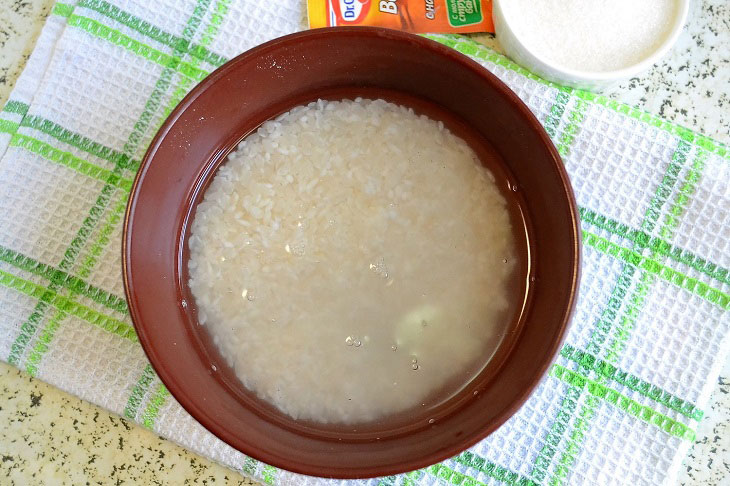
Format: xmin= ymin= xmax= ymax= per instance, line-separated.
xmin=0 ymin=1 xmax=728 ymax=485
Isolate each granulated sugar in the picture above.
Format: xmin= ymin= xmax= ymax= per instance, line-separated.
xmin=502 ymin=0 xmax=680 ymax=72
xmin=188 ymin=98 xmax=519 ymax=424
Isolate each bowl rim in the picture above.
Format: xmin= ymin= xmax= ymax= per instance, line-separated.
xmin=123 ymin=26 xmax=581 ymax=479
xmin=493 ymin=0 xmax=690 ymax=82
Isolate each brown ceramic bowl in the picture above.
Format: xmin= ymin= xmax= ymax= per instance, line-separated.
xmin=123 ymin=27 xmax=579 ymax=479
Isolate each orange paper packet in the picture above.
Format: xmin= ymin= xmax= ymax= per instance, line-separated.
xmin=307 ymin=0 xmax=494 ymax=33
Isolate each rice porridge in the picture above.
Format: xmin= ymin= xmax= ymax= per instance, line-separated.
xmin=187 ymin=98 xmax=520 ymax=424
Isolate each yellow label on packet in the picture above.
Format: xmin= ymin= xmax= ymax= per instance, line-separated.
xmin=307 ymin=0 xmax=494 ymax=33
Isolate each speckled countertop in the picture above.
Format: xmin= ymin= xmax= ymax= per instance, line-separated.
xmin=0 ymin=1 xmax=728 ymax=485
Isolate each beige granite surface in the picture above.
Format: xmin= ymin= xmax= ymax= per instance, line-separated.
xmin=0 ymin=361 xmax=256 ymax=485
xmin=0 ymin=0 xmax=53 ymax=108
xmin=0 ymin=1 xmax=728 ymax=485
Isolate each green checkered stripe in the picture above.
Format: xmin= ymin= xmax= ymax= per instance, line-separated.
xmin=0 ymin=4 xmax=728 ymax=485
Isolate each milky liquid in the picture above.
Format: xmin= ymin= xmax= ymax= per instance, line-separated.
xmin=187 ymin=98 xmax=522 ymax=424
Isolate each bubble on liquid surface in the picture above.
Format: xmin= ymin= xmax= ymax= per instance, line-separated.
xmin=369 ymin=258 xmax=389 ymax=279
xmin=354 ymin=339 xmax=362 ymax=347
xmin=391 ymin=344 xmax=398 ymax=351
xmin=345 ymin=336 xmax=354 ymax=346
xmin=288 ymin=240 xmax=306 ymax=256
xmin=428 ymin=418 xmax=435 ymax=424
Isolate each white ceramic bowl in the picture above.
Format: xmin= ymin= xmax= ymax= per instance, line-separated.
xmin=493 ymin=0 xmax=690 ymax=91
